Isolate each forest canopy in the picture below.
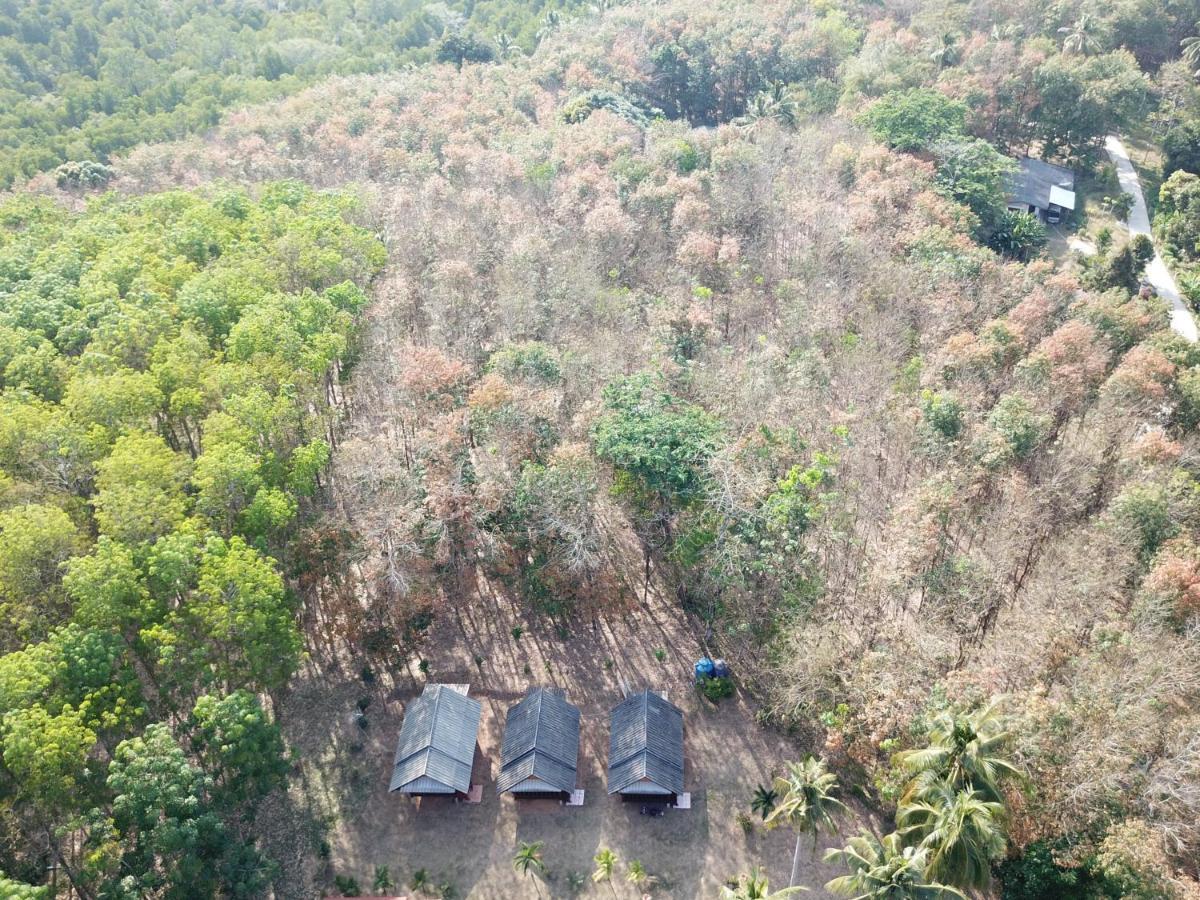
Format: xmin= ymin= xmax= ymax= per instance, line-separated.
xmin=4 ymin=0 xmax=1200 ymax=895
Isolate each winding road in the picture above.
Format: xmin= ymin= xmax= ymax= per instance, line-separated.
xmin=1104 ymin=135 xmax=1199 ymax=342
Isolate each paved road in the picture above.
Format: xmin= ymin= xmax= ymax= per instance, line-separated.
xmin=1104 ymin=135 xmax=1199 ymax=342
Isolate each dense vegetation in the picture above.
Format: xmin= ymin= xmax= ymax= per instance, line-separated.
xmin=0 ymin=185 xmax=382 ymax=892
xmin=4 ymin=0 xmax=1200 ymax=895
xmin=0 ymin=0 xmax=584 ymax=189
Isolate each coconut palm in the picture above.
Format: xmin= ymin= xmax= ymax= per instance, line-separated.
xmin=928 ymin=33 xmax=959 ymax=69
xmin=721 ymin=867 xmax=809 ymax=898
xmin=735 ymin=82 xmax=798 ymax=132
xmin=593 ymin=848 xmax=618 ymax=893
xmin=897 ymin=784 xmax=1006 ymax=892
xmin=752 ymin=784 xmax=779 ymax=820
xmin=494 ymin=33 xmax=522 ymax=59
xmin=764 ymin=756 xmax=848 ymax=887
xmin=1058 ymin=14 xmax=1103 ymax=55
xmin=513 ymin=841 xmax=547 ymax=896
xmin=626 ymin=859 xmax=652 ymax=888
xmin=372 ymin=865 xmax=394 ymax=895
xmin=824 ymin=831 xmax=966 ymax=900
xmin=536 ymin=10 xmax=561 ymax=43
xmin=895 ymin=702 xmax=1021 ymax=804
xmin=1183 ymin=32 xmax=1200 ymax=75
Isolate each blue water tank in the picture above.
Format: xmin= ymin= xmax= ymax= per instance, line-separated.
xmin=712 ymin=659 xmax=730 ymax=679
xmin=694 ymin=657 xmax=715 ymax=681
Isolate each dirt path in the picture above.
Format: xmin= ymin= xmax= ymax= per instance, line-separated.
xmin=1105 ymin=134 xmax=1199 ymax=342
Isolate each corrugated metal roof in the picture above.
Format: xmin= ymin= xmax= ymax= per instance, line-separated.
xmin=1007 ymin=157 xmax=1075 ymax=211
xmin=497 ymin=687 xmax=580 ymax=795
xmin=390 ymin=684 xmax=481 ymax=793
xmin=607 ymin=690 xmax=684 ymax=795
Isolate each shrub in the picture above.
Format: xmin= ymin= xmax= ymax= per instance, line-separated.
xmin=334 ymin=874 xmax=361 ymax=896
xmin=698 ymin=675 xmax=735 ymax=703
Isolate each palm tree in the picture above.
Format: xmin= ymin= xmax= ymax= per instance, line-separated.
xmin=513 ymin=841 xmax=547 ymax=896
xmin=721 ymin=867 xmax=809 ymax=898
xmin=895 ymin=702 xmax=1021 ymax=804
xmin=897 ymin=784 xmax=1006 ymax=892
xmin=593 ymin=848 xmax=618 ymax=894
xmin=735 ymin=82 xmax=798 ymax=132
xmin=494 ymin=33 xmax=522 ymax=59
xmin=535 ymin=10 xmax=561 ymax=44
xmin=1182 ymin=32 xmax=1200 ymax=75
xmin=1058 ymin=14 xmax=1103 ymax=55
xmin=752 ymin=784 xmax=779 ymax=820
xmin=764 ymin=756 xmax=848 ymax=888
xmin=824 ymin=831 xmax=966 ymax=899
xmin=627 ymin=859 xmax=651 ymax=888
xmin=372 ymin=865 xmax=394 ymax=895
xmin=928 ymin=33 xmax=959 ymax=70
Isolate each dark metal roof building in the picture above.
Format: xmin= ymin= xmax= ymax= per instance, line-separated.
xmin=497 ymin=687 xmax=580 ymax=796
xmin=1006 ymin=157 xmax=1076 ymax=219
xmin=607 ymin=690 xmax=684 ymax=796
xmin=389 ymin=684 xmax=482 ymax=795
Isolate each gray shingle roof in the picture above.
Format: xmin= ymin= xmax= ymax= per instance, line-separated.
xmin=607 ymin=690 xmax=684 ymax=795
xmin=390 ymin=684 xmax=481 ymax=794
xmin=1007 ymin=158 xmax=1075 ymax=211
xmin=497 ymin=687 xmax=580 ymax=795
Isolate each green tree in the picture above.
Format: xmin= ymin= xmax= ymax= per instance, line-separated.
xmin=0 ymin=873 xmax=49 ymax=898
xmin=155 ymin=535 xmax=301 ymax=693
xmin=189 ymin=690 xmax=289 ymax=818
xmin=764 ymin=757 xmax=848 ymax=887
xmin=592 ymin=373 xmax=721 ymax=525
xmin=974 ymin=395 xmax=1050 ymax=470
xmin=932 ymin=139 xmax=1017 ymax=229
xmin=0 ymin=504 xmax=83 ymax=644
xmin=1158 ymin=169 xmax=1200 ymax=259
xmin=752 ymin=783 xmax=779 ymax=820
xmin=1162 ymin=121 xmax=1200 ymax=180
xmin=372 ymin=865 xmax=395 ymax=894
xmin=721 ymin=867 xmax=808 ymax=898
xmin=593 ymin=848 xmax=618 ymax=891
xmin=860 ymin=88 xmax=967 ymax=153
xmin=627 ymin=859 xmax=650 ymax=887
xmin=93 ymin=431 xmax=189 ymax=544
xmin=2 ymin=703 xmax=95 ymax=815
xmin=896 ymin=784 xmax=1006 ymax=891
xmin=988 ymin=211 xmax=1047 ymax=261
xmin=895 ymin=703 xmax=1021 ymax=805
xmin=1032 ymin=51 xmax=1146 ymax=160
xmin=735 ymin=83 xmax=798 ymax=132
xmin=513 ymin=841 xmax=546 ymax=896
xmin=105 ymin=724 xmax=228 ymax=898
xmin=825 ymin=831 xmax=965 ymax=899
xmin=1058 ymin=14 xmax=1106 ymax=55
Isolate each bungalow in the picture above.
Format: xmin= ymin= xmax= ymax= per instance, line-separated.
xmin=1007 ymin=157 xmax=1076 ymax=225
xmin=389 ymin=684 xmax=481 ymax=797
xmin=497 ymin=687 xmax=581 ymax=800
xmin=607 ymin=690 xmax=684 ymax=802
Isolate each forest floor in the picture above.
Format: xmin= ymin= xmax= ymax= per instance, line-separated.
xmin=262 ymin=526 xmax=874 ymax=898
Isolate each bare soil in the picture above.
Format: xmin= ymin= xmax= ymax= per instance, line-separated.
xmin=267 ymin=538 xmax=872 ymax=899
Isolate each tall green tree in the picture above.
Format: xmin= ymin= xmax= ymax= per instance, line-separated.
xmin=896 ymin=784 xmax=1006 ymax=892
xmin=592 ymin=373 xmax=721 ymax=532
xmin=825 ymin=831 xmax=965 ymax=900
xmin=895 ymin=703 xmax=1021 ymax=804
xmin=513 ymin=841 xmax=546 ymax=896
xmin=764 ymin=757 xmax=847 ymax=887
